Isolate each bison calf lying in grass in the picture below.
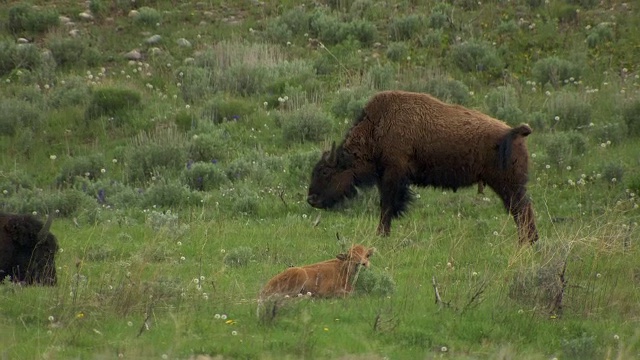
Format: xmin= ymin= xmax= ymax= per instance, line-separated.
xmin=0 ymin=213 xmax=58 ymax=285
xmin=307 ymin=90 xmax=538 ymax=244
xmin=260 ymin=244 xmax=375 ymax=299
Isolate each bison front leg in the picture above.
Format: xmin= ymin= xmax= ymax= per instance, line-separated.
xmin=377 ymin=174 xmax=411 ymax=236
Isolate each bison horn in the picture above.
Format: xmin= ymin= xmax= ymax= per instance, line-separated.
xmin=38 ymin=213 xmax=54 ymax=242
xmin=327 ymin=141 xmax=337 ymax=165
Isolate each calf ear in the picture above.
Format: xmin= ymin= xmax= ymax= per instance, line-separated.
xmin=336 ymin=253 xmax=348 ymax=261
xmin=367 ymin=247 xmax=376 ymax=257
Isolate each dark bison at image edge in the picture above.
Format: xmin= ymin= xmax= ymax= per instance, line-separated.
xmin=307 ymin=90 xmax=538 ymax=244
xmin=0 ymin=213 xmax=58 ymax=285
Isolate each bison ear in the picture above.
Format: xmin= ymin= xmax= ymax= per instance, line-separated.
xmin=336 ymin=253 xmax=348 ymax=261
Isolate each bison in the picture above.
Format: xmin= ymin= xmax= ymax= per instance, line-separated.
xmin=307 ymin=90 xmax=538 ymax=244
xmin=260 ymin=244 xmax=375 ymax=298
xmin=0 ymin=213 xmax=58 ymax=285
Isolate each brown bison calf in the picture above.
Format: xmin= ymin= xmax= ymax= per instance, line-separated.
xmin=0 ymin=213 xmax=58 ymax=285
xmin=307 ymin=90 xmax=538 ymax=244
xmin=260 ymin=244 xmax=375 ymax=298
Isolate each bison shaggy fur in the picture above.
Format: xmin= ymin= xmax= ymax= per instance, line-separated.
xmin=260 ymin=244 xmax=375 ymax=298
xmin=0 ymin=213 xmax=58 ymax=285
xmin=307 ymin=90 xmax=538 ymax=244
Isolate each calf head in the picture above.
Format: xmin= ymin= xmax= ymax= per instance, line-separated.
xmin=307 ymin=142 xmax=358 ymax=209
xmin=336 ymin=244 xmax=375 ymax=269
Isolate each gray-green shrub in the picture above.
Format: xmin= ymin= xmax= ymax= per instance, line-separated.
xmin=143 ymin=179 xmax=200 ymax=208
xmin=85 ymin=87 xmax=142 ymax=126
xmin=389 ymin=15 xmax=424 ymax=41
xmin=187 ymin=131 xmax=230 ymax=163
xmin=0 ymin=41 xmax=42 ymax=76
xmin=386 ymin=42 xmax=409 ymax=62
xmin=176 ymin=66 xmax=213 ymax=104
xmin=55 ymin=154 xmax=106 ymax=186
xmin=279 ymin=104 xmax=333 ymax=144
xmin=46 ymin=36 xmax=101 ymax=68
xmin=541 ymin=131 xmax=587 ymax=168
xmin=182 ymin=162 xmax=228 ymax=191
xmin=331 ymin=87 xmax=372 ymax=120
xmin=134 ymin=7 xmax=162 ymax=27
xmin=125 ymin=143 xmax=188 ymax=184
xmin=451 ymin=40 xmax=504 ymax=78
xmin=201 ymin=96 xmax=254 ymax=124
xmin=7 ymin=3 xmax=59 ymax=34
xmin=0 ymin=98 xmax=43 ymax=137
xmin=484 ymin=86 xmax=524 ymax=126
xmin=532 ymin=56 xmax=581 ymax=88
xmin=545 ymin=91 xmax=592 ymax=130
xmin=224 ymin=246 xmax=254 ymax=267
xmin=622 ymin=100 xmax=640 ymax=137
xmin=48 ymin=76 xmax=92 ymax=108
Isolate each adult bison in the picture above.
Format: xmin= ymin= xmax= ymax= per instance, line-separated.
xmin=307 ymin=90 xmax=538 ymax=244
xmin=0 ymin=213 xmax=58 ymax=285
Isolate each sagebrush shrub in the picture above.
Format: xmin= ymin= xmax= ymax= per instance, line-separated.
xmin=0 ymin=98 xmax=43 ymax=137
xmin=48 ymin=76 xmax=91 ymax=108
xmin=601 ymin=162 xmax=624 ymax=185
xmin=134 ymin=6 xmax=162 ymax=27
xmin=589 ymin=121 xmax=627 ymax=144
xmin=343 ymin=19 xmax=377 ymax=46
xmin=47 ymin=36 xmax=101 ymax=68
xmin=44 ymin=189 xmax=98 ymax=217
xmin=622 ymin=100 xmax=640 ymax=137
xmin=389 ymin=15 xmax=424 ymax=41
xmin=225 ymin=157 xmax=264 ymax=183
xmin=55 ymin=154 xmax=106 ymax=186
xmin=427 ymin=12 xmax=449 ymax=29
xmin=451 ymin=40 xmax=504 ymax=78
xmin=287 ymin=150 xmax=321 ymax=183
xmin=126 ymin=143 xmax=188 ymax=183
xmin=402 ymin=76 xmax=470 ymax=106
xmin=201 ymin=96 xmax=254 ymax=124
xmin=545 ymin=91 xmax=592 ymax=130
xmin=0 ymin=170 xmax=35 ymax=195
xmin=89 ymin=0 xmax=108 ymax=19
xmin=187 ymin=131 xmax=230 ymax=163
xmin=309 ymin=10 xmax=346 ymax=45
xmin=182 ymin=162 xmax=228 ymax=191
xmin=143 ymin=179 xmax=200 ymax=208
xmin=386 ymin=42 xmax=409 ymax=62
xmin=7 ymin=3 xmax=59 ymax=34
xmin=0 ymin=41 xmax=42 ymax=76
xmin=586 ymin=23 xmax=614 ymax=48
xmin=279 ymin=104 xmax=333 ymax=144
xmin=85 ymin=87 xmax=142 ymax=125
xmin=176 ymin=66 xmax=213 ymax=104
xmin=542 ymin=131 xmax=587 ymax=168
xmin=532 ymin=56 xmax=581 ymax=88
xmin=485 ymin=86 xmax=524 ymax=126
xmin=367 ymin=64 xmax=395 ymax=90
xmin=221 ymin=185 xmax=260 ymax=215
xmin=354 ymin=268 xmax=396 ymax=296
xmin=223 ymin=246 xmax=254 ymax=267
xmin=331 ymin=87 xmax=372 ymax=120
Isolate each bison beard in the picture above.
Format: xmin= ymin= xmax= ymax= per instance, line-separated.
xmin=307 ymin=90 xmax=538 ymax=244
xmin=0 ymin=213 xmax=58 ymax=285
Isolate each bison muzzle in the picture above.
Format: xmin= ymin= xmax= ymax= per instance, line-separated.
xmin=307 ymin=90 xmax=538 ymax=244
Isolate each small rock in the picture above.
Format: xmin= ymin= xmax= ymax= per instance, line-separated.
xmin=183 ymin=57 xmax=196 ymax=65
xmin=79 ymin=11 xmax=94 ymax=21
xmin=176 ymin=38 xmax=192 ymax=47
xmin=65 ymin=21 xmax=76 ymax=27
xmin=149 ymin=47 xmax=162 ymax=56
xmin=145 ymin=35 xmax=162 ymax=44
xmin=199 ymin=21 xmax=208 ymax=26
xmin=69 ymin=29 xmax=80 ymax=37
xmin=203 ymin=11 xmax=214 ymax=17
xmin=128 ymin=10 xmax=139 ymax=18
xmin=124 ymin=50 xmax=142 ymax=60
xmin=59 ymin=16 xmax=72 ymax=24
xmin=17 ymin=38 xmax=29 ymax=44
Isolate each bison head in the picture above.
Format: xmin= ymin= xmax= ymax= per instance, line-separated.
xmin=4 ymin=214 xmax=58 ymax=285
xmin=336 ymin=245 xmax=375 ymax=269
xmin=307 ymin=142 xmax=358 ymax=209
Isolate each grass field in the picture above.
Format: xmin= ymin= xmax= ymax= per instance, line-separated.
xmin=1 ymin=0 xmax=639 ymax=359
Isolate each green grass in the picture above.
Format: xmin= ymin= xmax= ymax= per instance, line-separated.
xmin=1 ymin=0 xmax=639 ymax=358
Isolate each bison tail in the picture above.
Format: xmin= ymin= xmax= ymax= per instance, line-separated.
xmin=498 ymin=124 xmax=533 ymax=170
